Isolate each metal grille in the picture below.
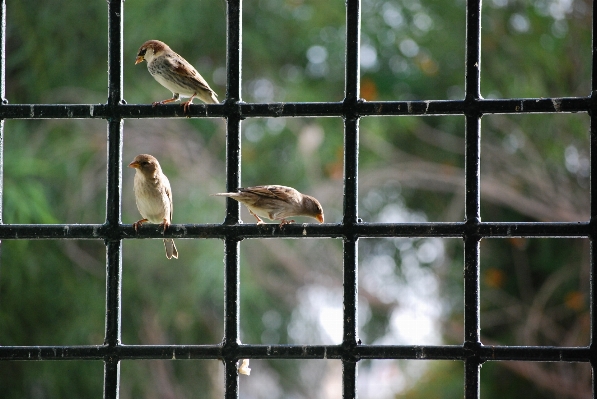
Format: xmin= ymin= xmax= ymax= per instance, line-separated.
xmin=0 ymin=0 xmax=594 ymax=398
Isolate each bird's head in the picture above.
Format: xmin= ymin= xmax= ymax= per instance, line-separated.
xmin=128 ymin=154 xmax=161 ymax=178
xmin=135 ymin=40 xmax=169 ymax=64
xmin=303 ymin=195 xmax=325 ymax=223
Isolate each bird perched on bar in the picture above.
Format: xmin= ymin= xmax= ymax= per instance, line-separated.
xmin=129 ymin=154 xmax=178 ymax=259
xmin=212 ymin=185 xmax=324 ymax=226
xmin=135 ymin=39 xmax=218 ymax=114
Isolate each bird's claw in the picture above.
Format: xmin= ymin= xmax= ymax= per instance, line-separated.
xmin=153 ymin=97 xmax=177 ymax=108
xmin=182 ymin=102 xmax=191 ymax=117
xmin=182 ymin=93 xmax=197 ymax=118
xmin=159 ymin=219 xmax=170 ymax=234
xmin=133 ymin=219 xmax=148 ymax=232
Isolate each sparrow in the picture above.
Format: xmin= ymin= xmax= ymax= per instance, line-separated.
xmin=129 ymin=154 xmax=178 ymax=259
xmin=212 ymin=185 xmax=324 ymax=226
xmin=135 ymin=39 xmax=218 ymax=114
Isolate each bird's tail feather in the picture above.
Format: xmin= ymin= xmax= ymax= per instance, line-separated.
xmin=211 ymin=193 xmax=236 ymax=197
xmin=208 ymin=91 xmax=218 ymax=104
xmin=164 ymin=239 xmax=178 ymax=259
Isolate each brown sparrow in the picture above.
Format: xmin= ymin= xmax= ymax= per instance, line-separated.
xmin=212 ymin=185 xmax=324 ymax=226
xmin=129 ymin=154 xmax=178 ymax=259
xmin=135 ymin=40 xmax=218 ymax=114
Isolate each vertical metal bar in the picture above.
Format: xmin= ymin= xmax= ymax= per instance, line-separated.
xmin=342 ymin=236 xmax=359 ymax=399
xmin=104 ymin=239 xmax=123 ymax=347
xmin=591 ymin=243 xmax=596 ymax=397
xmin=224 ymin=238 xmax=240 ymax=399
xmin=590 ymin=0 xmax=597 ymax=394
xmin=343 ymin=0 xmax=360 ymax=225
xmin=0 ymin=0 xmax=4 ymax=107
xmin=463 ymin=237 xmax=481 ymax=398
xmin=343 ymin=117 xmax=359 ymax=226
xmin=343 ymin=361 xmax=358 ymax=399
xmin=103 ymin=359 xmax=120 ymax=399
xmin=225 ymin=0 xmax=242 ymax=224
xmin=464 ymin=0 xmax=482 ymax=398
xmin=107 ymin=0 xmax=124 ymax=107
xmin=226 ymin=0 xmax=242 ymax=103
xmin=106 ymin=0 xmax=124 ymax=227
xmin=343 ymin=1 xmax=360 ymax=398
xmin=344 ymin=0 xmax=360 ymax=103
xmin=224 ymin=1 xmax=242 ymax=398
xmin=465 ymin=0 xmax=482 ymax=102
xmin=0 ymin=0 xmax=5 ymax=229
xmin=464 ymin=0 xmax=482 ymax=220
xmin=225 ymin=114 xmax=241 ymax=224
xmin=104 ymin=1 xmax=124 ymax=398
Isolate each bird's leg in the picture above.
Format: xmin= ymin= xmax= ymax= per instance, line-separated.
xmin=159 ymin=219 xmax=170 ymax=234
xmin=133 ymin=219 xmax=148 ymax=232
xmin=249 ymin=210 xmax=264 ymax=225
xmin=182 ymin=93 xmax=197 ymax=117
xmin=278 ymin=219 xmax=295 ymax=227
xmin=152 ymin=93 xmax=180 ymax=107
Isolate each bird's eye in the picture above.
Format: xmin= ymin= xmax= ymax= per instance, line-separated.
xmin=138 ymin=48 xmax=147 ymax=57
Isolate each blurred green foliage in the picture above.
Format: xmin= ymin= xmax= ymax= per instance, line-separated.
xmin=0 ymin=0 xmax=592 ymax=398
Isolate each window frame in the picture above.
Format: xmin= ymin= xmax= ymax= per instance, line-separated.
xmin=0 ymin=0 xmax=594 ymax=398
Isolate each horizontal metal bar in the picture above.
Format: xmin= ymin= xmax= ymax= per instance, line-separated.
xmin=0 ymin=97 xmax=589 ymax=119
xmin=0 ymin=222 xmax=589 ymax=240
xmin=480 ymin=345 xmax=591 ymax=362
xmin=0 ymin=344 xmax=589 ymax=362
xmin=359 ymin=345 xmax=591 ymax=362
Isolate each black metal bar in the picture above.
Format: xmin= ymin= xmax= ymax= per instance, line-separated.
xmin=226 ymin=0 xmax=241 ymax=103
xmin=0 ymin=0 xmax=4 ymax=106
xmin=104 ymin=0 xmax=124 ymax=331
xmin=104 ymin=240 xmax=122 ymax=348
xmin=104 ymin=1 xmax=124 ymax=398
xmin=224 ymin=114 xmax=241 ymax=224
xmin=1 ymin=343 xmax=591 ymax=362
xmin=344 ymin=0 xmax=360 ymax=103
xmin=464 ymin=0 xmax=482 ymax=397
xmin=343 ymin=0 xmax=361 ymax=396
xmin=465 ymin=0 xmax=481 ymax=103
xmin=343 ymin=117 xmax=359 ymax=225
xmin=107 ymin=1 xmax=123 ymax=107
xmin=342 ymin=236 xmax=359 ymax=399
xmin=103 ymin=358 xmax=120 ymax=399
xmin=0 ymin=221 xmax=591 ymax=240
xmin=0 ymin=0 xmax=6 ymax=291
xmin=223 ymin=0 xmax=242 ymax=398
xmin=343 ymin=236 xmax=359 ymax=345
xmin=223 ymin=238 xmax=240 ymax=344
xmin=590 ymin=0 xmax=597 ymax=393
xmin=0 ymin=97 xmax=590 ymax=119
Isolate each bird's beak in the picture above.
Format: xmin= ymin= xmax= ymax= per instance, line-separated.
xmin=316 ymin=214 xmax=324 ymax=223
xmin=135 ymin=56 xmax=144 ymax=65
xmin=128 ymin=161 xmax=140 ymax=169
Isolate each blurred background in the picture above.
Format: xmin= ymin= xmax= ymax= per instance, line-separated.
xmin=0 ymin=0 xmax=592 ymax=398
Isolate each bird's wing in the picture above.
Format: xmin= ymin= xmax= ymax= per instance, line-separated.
xmin=163 ymin=178 xmax=173 ymax=222
xmin=169 ymin=53 xmax=215 ymax=94
xmin=241 ymin=185 xmax=299 ymax=202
